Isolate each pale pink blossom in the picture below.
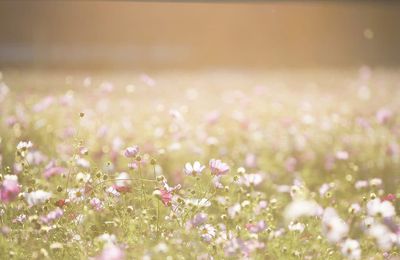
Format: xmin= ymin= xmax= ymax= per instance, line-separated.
xmin=209 ymin=159 xmax=229 ymax=176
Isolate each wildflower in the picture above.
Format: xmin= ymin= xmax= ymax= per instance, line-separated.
xmin=186 ymin=198 xmax=211 ymax=208
xmin=184 ymin=161 xmax=205 ymax=176
xmin=43 ymin=164 xmax=66 ymax=179
xmin=96 ymin=233 xmax=117 ymax=246
xmin=90 ymin=198 xmax=104 ymax=211
xmin=369 ymin=178 xmax=382 ymax=187
xmin=340 ymin=239 xmax=361 ymax=260
xmin=284 ymin=200 xmax=322 ymax=222
xmin=16 ymin=141 xmax=33 ymax=151
xmin=25 ymin=190 xmax=52 ymax=207
xmin=95 ymin=244 xmax=125 ymax=260
xmin=209 ymin=159 xmax=230 ymax=175
xmin=76 ymin=157 xmax=90 ymax=168
xmin=186 ymin=213 xmax=208 ymax=229
xmin=159 ymin=189 xmax=172 ymax=206
xmin=382 ymin=193 xmax=396 ymax=202
xmin=335 ymin=151 xmax=349 ymax=160
xmin=245 ymin=220 xmax=266 ymax=233
xmin=322 ymin=208 xmax=349 ymax=244
xmin=285 ymin=157 xmax=297 ymax=173
xmin=115 ymin=172 xmax=131 ymax=188
xmin=288 ymin=222 xmax=305 ymax=233
xmin=13 ymin=214 xmax=27 ymax=224
xmin=40 ymin=208 xmax=63 ymax=224
xmin=354 ymin=180 xmax=368 ymax=190
xmin=199 ymin=224 xmax=216 ymax=242
xmin=367 ymin=199 xmax=396 ymax=218
xmin=239 ymin=173 xmax=263 ymax=187
xmin=376 ymin=108 xmax=392 ymax=124
xmin=212 ymin=176 xmax=224 ymax=189
xmin=106 ymin=186 xmax=121 ymax=197
xmin=367 ymin=223 xmax=396 ymax=251
xmin=124 ymin=146 xmax=139 ymax=158
xmin=228 ymin=203 xmax=241 ymax=219
xmin=76 ymin=172 xmax=91 ymax=183
xmin=0 ymin=175 xmax=21 ymax=203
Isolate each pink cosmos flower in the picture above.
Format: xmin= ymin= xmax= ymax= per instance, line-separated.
xmin=159 ymin=189 xmax=173 ymax=206
xmin=40 ymin=207 xmax=63 ymax=224
xmin=376 ymin=108 xmax=392 ymax=124
xmin=43 ymin=164 xmax=67 ymax=179
xmin=124 ymin=146 xmax=139 ymax=158
xmin=0 ymin=175 xmax=21 ymax=203
xmin=245 ymin=220 xmax=266 ymax=233
xmin=209 ymin=159 xmax=230 ymax=176
xmin=90 ymin=198 xmax=104 ymax=211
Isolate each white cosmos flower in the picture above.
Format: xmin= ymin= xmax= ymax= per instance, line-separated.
xmin=367 ymin=199 xmax=396 ymax=218
xmin=184 ymin=161 xmax=205 ymax=176
xmin=76 ymin=172 xmax=91 ymax=183
xmin=368 ymin=223 xmax=396 ymax=251
xmin=199 ymin=224 xmax=216 ymax=242
xmin=186 ymin=198 xmax=211 ymax=208
xmin=25 ymin=190 xmax=52 ymax=206
xmin=16 ymin=141 xmax=33 ymax=151
xmin=322 ymin=208 xmax=349 ymax=244
xmin=240 ymin=173 xmax=263 ymax=187
xmin=228 ymin=203 xmax=241 ymax=219
xmin=284 ymin=200 xmax=322 ymax=222
xmin=340 ymin=239 xmax=361 ymax=260
xmin=288 ymin=222 xmax=305 ymax=233
xmin=115 ymin=172 xmax=131 ymax=187
xmin=96 ymin=233 xmax=117 ymax=246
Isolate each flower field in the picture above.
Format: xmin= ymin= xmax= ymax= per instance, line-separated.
xmin=0 ymin=68 xmax=400 ymax=259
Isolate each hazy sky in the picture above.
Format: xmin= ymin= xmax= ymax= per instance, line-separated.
xmin=0 ymin=1 xmax=399 ymax=69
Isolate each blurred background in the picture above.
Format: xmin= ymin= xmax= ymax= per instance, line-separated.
xmin=0 ymin=1 xmax=400 ymax=70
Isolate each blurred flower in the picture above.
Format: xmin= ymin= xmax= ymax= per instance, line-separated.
xmin=367 ymin=199 xmax=396 ymax=218
xmin=284 ymin=200 xmax=322 ymax=222
xmin=90 ymin=198 xmax=104 ymax=211
xmin=0 ymin=175 xmax=21 ymax=203
xmin=285 ymin=157 xmax=297 ymax=173
xmin=239 ymin=173 xmax=263 ymax=187
xmin=335 ymin=151 xmax=349 ymax=160
xmin=40 ymin=207 xmax=63 ymax=224
xmin=199 ymin=224 xmax=216 ymax=242
xmin=124 ymin=146 xmax=139 ymax=158
xmin=288 ymin=222 xmax=305 ymax=233
xmin=322 ymin=208 xmax=349 ymax=244
xmin=186 ymin=213 xmax=208 ymax=229
xmin=209 ymin=159 xmax=230 ymax=176
xmin=43 ymin=164 xmax=67 ymax=179
xmin=24 ymin=190 xmax=52 ymax=207
xmin=367 ymin=223 xmax=396 ymax=251
xmin=376 ymin=108 xmax=392 ymax=124
xmin=16 ymin=141 xmax=32 ymax=151
xmin=184 ymin=161 xmax=205 ymax=176
xmin=340 ymin=239 xmax=361 ymax=260
xmin=159 ymin=189 xmax=172 ymax=206
xmin=95 ymin=244 xmax=125 ymax=260
xmin=245 ymin=220 xmax=266 ymax=233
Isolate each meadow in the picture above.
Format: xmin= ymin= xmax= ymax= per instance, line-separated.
xmin=0 ymin=68 xmax=399 ymax=259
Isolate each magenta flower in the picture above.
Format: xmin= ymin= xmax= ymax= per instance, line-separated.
xmin=209 ymin=159 xmax=230 ymax=176
xmin=159 ymin=189 xmax=173 ymax=206
xmin=124 ymin=146 xmax=139 ymax=158
xmin=0 ymin=175 xmax=21 ymax=203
